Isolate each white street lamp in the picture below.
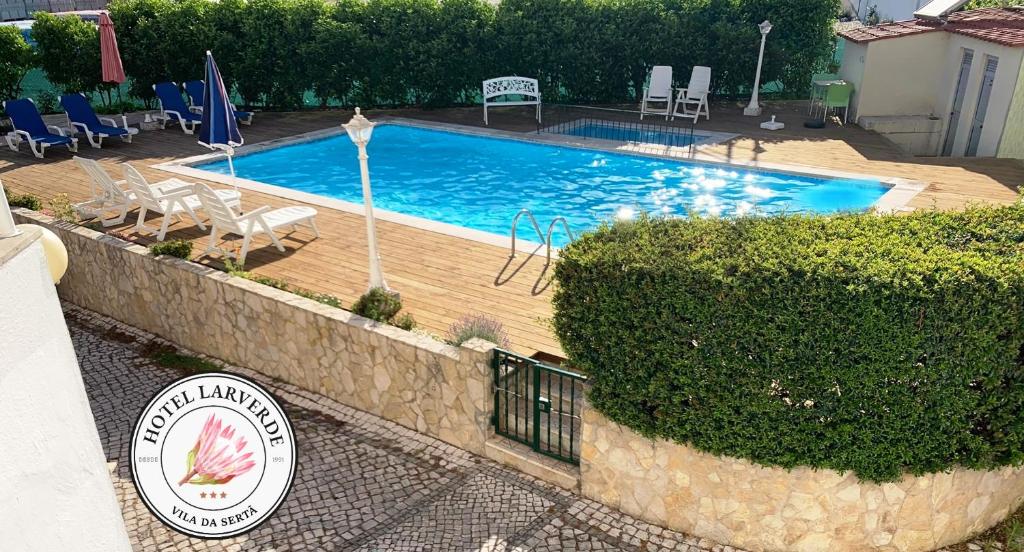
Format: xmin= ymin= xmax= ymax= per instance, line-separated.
xmin=743 ymin=20 xmax=773 ymax=117
xmin=343 ymin=108 xmax=390 ymax=293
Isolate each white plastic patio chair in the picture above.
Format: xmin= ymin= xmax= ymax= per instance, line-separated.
xmin=640 ymin=66 xmax=673 ymax=120
xmin=72 ymin=157 xmax=184 ymax=227
xmin=122 ymin=164 xmax=241 ymax=241
xmin=672 ymin=66 xmax=711 ymax=122
xmin=192 ymin=182 xmax=319 ymax=264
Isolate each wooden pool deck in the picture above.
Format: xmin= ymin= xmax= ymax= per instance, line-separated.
xmin=1 ymin=102 xmax=1021 ymax=358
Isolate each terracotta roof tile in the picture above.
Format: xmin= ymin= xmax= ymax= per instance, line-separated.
xmin=946 ymin=7 xmax=1024 ymax=47
xmin=838 ymin=7 xmax=1024 ymax=47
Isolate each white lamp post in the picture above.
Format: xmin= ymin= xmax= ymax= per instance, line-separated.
xmin=743 ymin=20 xmax=773 ymax=117
xmin=343 ymin=108 xmax=390 ymax=292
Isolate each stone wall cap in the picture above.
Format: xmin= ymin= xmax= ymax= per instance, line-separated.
xmin=14 ymin=207 xmax=465 ymax=360
xmin=0 ymin=224 xmax=42 ymax=265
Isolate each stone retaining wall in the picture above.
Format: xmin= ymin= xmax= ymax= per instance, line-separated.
xmin=15 ymin=210 xmax=495 ymax=455
xmin=581 ymin=406 xmax=1024 ymax=552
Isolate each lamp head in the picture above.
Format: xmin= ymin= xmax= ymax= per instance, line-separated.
xmin=759 ymin=20 xmax=773 ymax=35
xmin=343 ymin=107 xmax=375 ymax=147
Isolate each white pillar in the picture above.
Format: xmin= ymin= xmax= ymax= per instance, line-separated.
xmin=0 ymin=180 xmax=20 ymax=238
xmin=744 ymin=30 xmax=769 ymax=117
xmin=358 ymin=144 xmax=388 ymax=291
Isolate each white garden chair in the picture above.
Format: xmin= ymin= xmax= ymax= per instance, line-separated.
xmin=192 ymin=182 xmax=319 ymax=264
xmin=72 ymin=157 xmax=183 ymax=227
xmin=640 ymin=66 xmax=673 ymax=120
xmin=122 ymin=164 xmax=241 ymax=241
xmin=482 ymin=76 xmax=541 ymax=125
xmin=672 ymin=66 xmax=712 ymax=122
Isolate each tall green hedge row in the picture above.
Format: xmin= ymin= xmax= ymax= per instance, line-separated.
xmin=89 ymin=0 xmax=839 ymax=109
xmin=552 ymin=206 xmax=1024 ymax=482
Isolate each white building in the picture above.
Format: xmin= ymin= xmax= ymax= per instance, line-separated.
xmin=843 ymin=0 xmax=930 ymax=23
xmin=837 ymin=6 xmax=1024 ymax=159
xmin=0 ymin=220 xmax=132 ymax=551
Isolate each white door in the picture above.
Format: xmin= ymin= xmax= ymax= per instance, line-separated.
xmin=965 ymin=56 xmax=999 ymax=157
xmin=941 ymin=49 xmax=973 ymax=156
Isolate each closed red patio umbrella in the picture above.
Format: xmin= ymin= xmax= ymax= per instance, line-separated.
xmin=99 ymin=12 xmax=125 ymax=85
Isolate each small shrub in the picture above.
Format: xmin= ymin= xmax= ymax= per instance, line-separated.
xmin=4 ymin=188 xmax=42 ymax=210
xmin=293 ymin=287 xmax=344 ymax=309
xmin=149 ymin=239 xmax=193 ymax=259
xmin=352 ymin=287 xmax=402 ymax=322
xmin=34 ymin=91 xmax=58 ymax=114
xmin=47 ymin=193 xmax=78 ymax=222
xmin=446 ymin=313 xmax=510 ymax=348
xmin=393 ymin=312 xmax=416 ymax=331
xmin=224 ymin=259 xmax=341 ymax=308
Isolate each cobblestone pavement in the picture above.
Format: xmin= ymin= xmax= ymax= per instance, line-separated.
xmin=68 ymin=304 xmax=732 ymax=552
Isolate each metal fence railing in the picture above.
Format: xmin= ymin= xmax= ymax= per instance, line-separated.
xmin=493 ymin=349 xmax=587 ymax=465
xmin=2 ymin=0 xmax=109 ymax=22
xmin=539 ymin=104 xmax=699 ymax=156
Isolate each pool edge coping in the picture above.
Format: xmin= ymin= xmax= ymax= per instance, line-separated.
xmin=152 ymin=117 xmax=928 ymax=254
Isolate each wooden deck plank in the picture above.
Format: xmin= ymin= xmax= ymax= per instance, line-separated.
xmin=2 ymin=103 xmax=1021 ymax=359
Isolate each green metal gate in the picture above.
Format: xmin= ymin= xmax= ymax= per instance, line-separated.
xmin=492 ymin=349 xmax=587 ymax=464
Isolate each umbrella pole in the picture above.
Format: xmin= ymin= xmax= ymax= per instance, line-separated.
xmin=227 ymin=150 xmax=238 ymax=194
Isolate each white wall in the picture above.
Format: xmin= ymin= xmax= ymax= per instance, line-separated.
xmin=843 ymin=0 xmax=927 ymax=22
xmin=938 ymin=35 xmax=1024 ymax=158
xmin=0 ymin=230 xmax=131 ymax=552
xmin=845 ymin=31 xmax=1024 ymax=157
xmin=856 ymin=32 xmax=949 ymax=119
xmin=839 ymin=39 xmax=868 ymax=120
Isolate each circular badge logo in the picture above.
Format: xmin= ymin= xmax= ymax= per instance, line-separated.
xmin=130 ymin=372 xmax=296 ymax=539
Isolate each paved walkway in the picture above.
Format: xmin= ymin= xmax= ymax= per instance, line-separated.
xmin=68 ymin=304 xmax=728 ymax=552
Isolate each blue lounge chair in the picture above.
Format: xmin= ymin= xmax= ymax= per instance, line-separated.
xmin=152 ymin=82 xmax=202 ymax=134
xmin=60 ymin=93 xmax=139 ymax=148
xmin=3 ymin=98 xmax=78 ymax=158
xmin=183 ymin=80 xmax=253 ymax=126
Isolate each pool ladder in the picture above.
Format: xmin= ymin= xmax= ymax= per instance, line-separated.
xmin=510 ymin=209 xmax=575 ymax=265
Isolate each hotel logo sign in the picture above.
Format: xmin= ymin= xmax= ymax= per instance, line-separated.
xmin=130 ymin=372 xmax=297 ymax=539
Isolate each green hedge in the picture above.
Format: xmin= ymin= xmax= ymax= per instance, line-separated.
xmin=93 ymin=0 xmax=840 ymax=109
xmin=552 ymin=206 xmax=1024 ymax=482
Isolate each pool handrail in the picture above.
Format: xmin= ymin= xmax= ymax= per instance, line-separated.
xmin=545 ymin=216 xmax=574 ymax=265
xmin=510 ymin=208 xmax=546 ymax=259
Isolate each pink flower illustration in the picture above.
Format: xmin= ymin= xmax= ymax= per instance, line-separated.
xmin=178 ymin=413 xmax=256 ymax=486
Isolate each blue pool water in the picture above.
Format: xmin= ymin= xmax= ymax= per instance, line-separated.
xmin=196 ymin=124 xmax=888 ymax=247
xmin=560 ymin=122 xmax=708 ymax=148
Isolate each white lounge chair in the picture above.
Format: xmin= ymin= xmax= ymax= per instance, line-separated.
xmin=640 ymin=66 xmax=673 ymax=120
xmin=72 ymin=156 xmax=184 ymax=226
xmin=482 ymin=76 xmax=541 ymax=126
xmin=192 ymin=182 xmax=319 ymax=264
xmin=122 ymin=164 xmax=241 ymax=240
xmin=672 ymin=66 xmax=711 ymax=122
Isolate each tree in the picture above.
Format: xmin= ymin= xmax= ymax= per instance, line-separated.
xmin=964 ymin=0 xmax=1022 ymax=8
xmin=31 ymin=13 xmax=110 ymax=100
xmin=0 ymin=26 xmax=34 ymax=101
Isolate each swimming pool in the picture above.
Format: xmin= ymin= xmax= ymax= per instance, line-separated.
xmin=193 ymin=123 xmax=891 ymax=247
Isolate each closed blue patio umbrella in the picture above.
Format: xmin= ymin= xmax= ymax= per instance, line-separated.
xmin=198 ymin=50 xmax=242 ymax=191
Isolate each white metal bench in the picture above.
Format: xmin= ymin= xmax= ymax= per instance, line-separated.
xmin=482 ymin=76 xmax=541 ymax=125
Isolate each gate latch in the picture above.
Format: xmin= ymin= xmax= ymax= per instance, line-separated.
xmin=538 ymin=396 xmax=552 ymax=413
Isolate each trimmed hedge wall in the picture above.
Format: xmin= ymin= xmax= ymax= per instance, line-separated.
xmin=94 ymin=0 xmax=840 ymax=109
xmin=552 ymin=206 xmax=1024 ymax=482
